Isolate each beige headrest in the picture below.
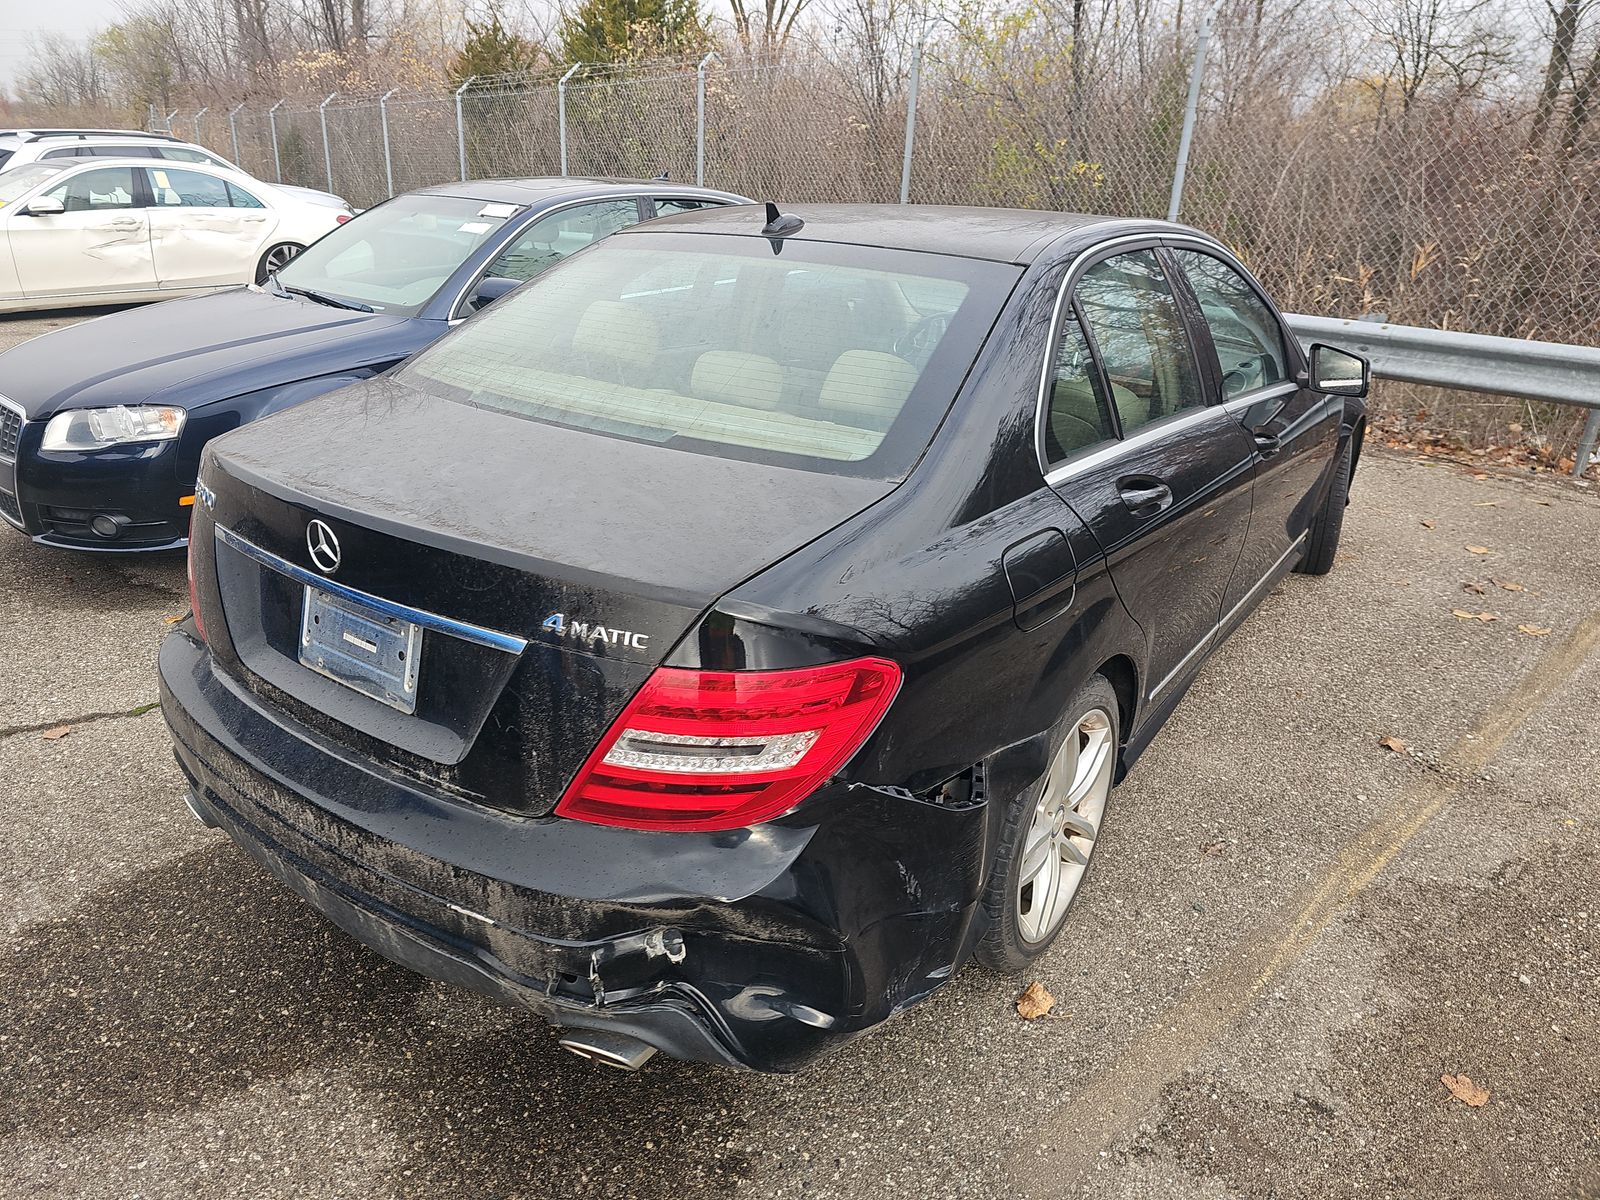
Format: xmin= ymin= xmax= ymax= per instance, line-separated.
xmin=818 ymin=351 xmax=918 ymax=429
xmin=692 ymin=351 xmax=785 ymax=410
xmin=573 ymin=301 xmax=659 ymax=370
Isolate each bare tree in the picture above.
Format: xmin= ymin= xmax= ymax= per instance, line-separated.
xmin=729 ymin=0 xmax=813 ymax=51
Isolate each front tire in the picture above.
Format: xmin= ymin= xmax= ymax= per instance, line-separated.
xmin=255 ymin=242 xmax=303 ymax=285
xmin=1296 ymin=437 xmax=1353 ymax=576
xmin=976 ymin=674 xmax=1120 ymax=974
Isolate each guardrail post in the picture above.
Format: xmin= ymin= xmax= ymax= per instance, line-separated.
xmin=379 ymin=88 xmax=399 ymax=198
xmin=696 ymin=52 xmax=720 ymax=187
xmin=228 ymin=103 xmax=246 ymax=165
xmin=558 ymin=63 xmax=583 ymax=177
xmin=454 ymin=76 xmax=475 ymax=181
xmin=899 ymin=41 xmax=923 ymax=204
xmin=1576 ymin=410 xmax=1600 ymax=479
xmin=1167 ymin=13 xmax=1212 ymax=222
xmin=318 ymin=92 xmax=339 ymax=192
xmin=268 ymin=100 xmax=285 ymax=182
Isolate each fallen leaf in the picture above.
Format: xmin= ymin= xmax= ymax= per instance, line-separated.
xmin=1471 ymin=501 xmax=1500 ymax=507
xmin=1016 ymin=981 xmax=1055 ymax=1020
xmin=1451 ymin=610 xmax=1498 ymax=622
xmin=1441 ymin=1073 xmax=1489 ymax=1107
xmin=1472 ymin=473 xmax=1489 ymax=480
xmin=1465 ymin=545 xmax=1492 ymax=555
xmin=1490 ymin=578 xmax=1525 ymax=592
xmin=1517 ymin=624 xmax=1553 ymax=637
xmin=40 ymin=726 xmax=73 ymax=741
xmin=1461 ymin=581 xmax=1487 ymax=595
xmin=1379 ymin=735 xmax=1408 ymax=754
xmin=1200 ymin=838 xmax=1228 ymax=858
xmin=163 ymin=614 xmax=185 ymax=625
xmin=1420 ymin=518 xmax=1436 ymax=529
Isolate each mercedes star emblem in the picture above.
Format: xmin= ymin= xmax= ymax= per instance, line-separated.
xmin=307 ymin=519 xmax=341 ymax=574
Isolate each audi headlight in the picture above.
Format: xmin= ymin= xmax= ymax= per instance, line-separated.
xmin=41 ymin=405 xmax=186 ymax=452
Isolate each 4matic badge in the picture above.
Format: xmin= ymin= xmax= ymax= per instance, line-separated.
xmin=542 ymin=613 xmax=650 ymax=651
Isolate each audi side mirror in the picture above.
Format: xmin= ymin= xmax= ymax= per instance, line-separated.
xmin=23 ymin=196 xmax=65 ymax=217
xmin=466 ymin=276 xmax=521 ymax=313
xmin=1309 ymin=343 xmax=1369 ymax=397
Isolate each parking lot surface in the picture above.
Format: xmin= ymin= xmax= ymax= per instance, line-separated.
xmin=1 ymin=309 xmax=1597 ymax=1199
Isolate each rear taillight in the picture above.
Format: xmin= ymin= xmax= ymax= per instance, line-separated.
xmin=555 ymin=657 xmax=902 ymax=832
xmin=186 ymin=526 xmax=206 ymax=643
xmin=335 ymin=213 xmax=352 ymax=224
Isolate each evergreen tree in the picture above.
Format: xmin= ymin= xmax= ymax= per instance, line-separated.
xmin=449 ymin=8 xmax=543 ymax=85
xmin=557 ymin=0 xmax=707 ymax=64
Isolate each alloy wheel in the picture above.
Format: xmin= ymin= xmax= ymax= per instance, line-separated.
xmin=1016 ymin=707 xmax=1114 ymax=944
xmin=265 ymin=244 xmax=300 ymax=274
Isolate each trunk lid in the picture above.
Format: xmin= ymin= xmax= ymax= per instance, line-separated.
xmin=197 ymin=376 xmax=896 ymax=815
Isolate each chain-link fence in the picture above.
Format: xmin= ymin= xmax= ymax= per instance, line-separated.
xmin=140 ymin=26 xmax=1600 ymax=463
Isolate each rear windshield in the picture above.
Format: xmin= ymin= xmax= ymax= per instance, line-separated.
xmin=274 ymin=193 xmax=523 ymax=316
xmin=400 ymin=231 xmax=1018 ymax=478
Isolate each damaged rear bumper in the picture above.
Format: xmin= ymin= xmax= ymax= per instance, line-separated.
xmin=158 ymin=625 xmax=991 ymax=1072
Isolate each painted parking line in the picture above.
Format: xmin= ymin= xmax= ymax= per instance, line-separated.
xmin=1011 ymin=609 xmax=1600 ymax=1192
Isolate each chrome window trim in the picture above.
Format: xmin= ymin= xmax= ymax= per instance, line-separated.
xmin=214 ymin=524 xmax=529 ymax=655
xmin=1221 ymin=379 xmax=1299 ymax=415
xmin=1042 ymin=402 xmax=1234 ymax=488
xmin=1148 ymin=530 xmax=1308 ymax=700
xmin=1034 ymin=229 xmax=1298 ymax=481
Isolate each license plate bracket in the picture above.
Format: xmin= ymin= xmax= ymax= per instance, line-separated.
xmin=299 ymin=585 xmax=422 ymax=713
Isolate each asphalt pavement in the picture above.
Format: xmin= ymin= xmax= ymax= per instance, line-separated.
xmin=1 ymin=308 xmax=1597 ymax=1199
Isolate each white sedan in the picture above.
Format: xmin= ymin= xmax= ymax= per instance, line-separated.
xmin=0 ymin=158 xmax=346 ymax=313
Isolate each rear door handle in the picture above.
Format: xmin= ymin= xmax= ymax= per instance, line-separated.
xmin=1116 ymin=477 xmax=1174 ymax=519
xmin=1253 ymin=428 xmax=1282 ymax=457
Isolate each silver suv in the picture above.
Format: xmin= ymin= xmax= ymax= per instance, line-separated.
xmin=0 ymin=129 xmax=352 ymax=215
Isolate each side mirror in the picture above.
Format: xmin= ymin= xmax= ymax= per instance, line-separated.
xmin=23 ymin=196 xmax=65 ymax=217
xmin=1309 ymin=343 xmax=1369 ymax=397
xmin=465 ymin=275 xmax=520 ymax=313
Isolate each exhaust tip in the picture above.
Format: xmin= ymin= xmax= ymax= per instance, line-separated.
xmin=557 ymin=1028 xmax=658 ymax=1072
xmin=183 ymin=790 xmax=218 ymax=829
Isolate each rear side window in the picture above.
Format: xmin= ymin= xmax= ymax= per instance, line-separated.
xmin=41 ymin=147 xmax=89 ymax=160
xmin=147 ymin=167 xmax=232 ymax=207
xmin=483 ymin=199 xmax=641 ymax=283
xmin=158 ymin=146 xmax=231 ymax=168
xmin=403 ymin=234 xmax=1016 ymax=479
xmin=1043 ymin=311 xmax=1117 ymax=465
xmin=655 ymin=197 xmax=716 ymax=216
xmin=1075 ymin=249 xmax=1205 ymax=436
xmin=1171 ymin=249 xmax=1292 ymax=400
xmin=226 ymin=181 xmax=265 ymax=209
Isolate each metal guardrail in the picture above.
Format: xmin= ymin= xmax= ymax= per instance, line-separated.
xmin=1286 ymin=314 xmax=1600 ymax=478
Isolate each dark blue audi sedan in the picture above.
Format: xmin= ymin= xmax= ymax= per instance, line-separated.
xmin=0 ymin=177 xmax=746 ymax=551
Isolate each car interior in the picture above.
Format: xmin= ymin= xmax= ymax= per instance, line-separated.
xmin=411 ymin=248 xmax=971 ymax=464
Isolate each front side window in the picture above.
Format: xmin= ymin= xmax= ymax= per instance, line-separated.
xmin=483 ymin=199 xmax=642 ymax=284
xmin=43 ymin=167 xmax=138 ymax=212
xmin=146 ymin=167 xmax=231 ymax=208
xmin=1075 ymin=249 xmax=1205 ymax=437
xmin=402 ymin=233 xmax=1017 ymax=479
xmin=1043 ymin=310 xmax=1117 ymax=465
xmin=1171 ymin=249 xmax=1292 ymax=400
xmin=275 ymin=193 xmax=517 ymax=316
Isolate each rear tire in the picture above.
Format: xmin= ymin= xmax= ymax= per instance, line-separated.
xmin=976 ymin=674 xmax=1120 ymax=974
xmin=1296 ymin=437 xmax=1353 ymax=577
xmin=255 ymin=242 xmax=303 ymax=285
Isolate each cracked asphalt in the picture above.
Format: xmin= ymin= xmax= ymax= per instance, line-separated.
xmin=2 ymin=308 xmax=1598 ymax=1199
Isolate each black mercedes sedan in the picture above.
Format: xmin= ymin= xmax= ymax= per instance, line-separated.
xmin=0 ymin=176 xmax=744 ymax=550
xmin=160 ymin=204 xmax=1368 ymax=1073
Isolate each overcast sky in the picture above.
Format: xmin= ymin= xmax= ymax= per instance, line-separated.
xmin=0 ymin=0 xmax=123 ymax=85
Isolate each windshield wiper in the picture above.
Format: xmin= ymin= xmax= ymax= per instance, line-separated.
xmin=283 ymin=285 xmax=373 ymax=313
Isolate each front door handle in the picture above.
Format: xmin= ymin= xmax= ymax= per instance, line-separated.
xmin=1116 ymin=476 xmax=1174 ymax=519
xmin=1253 ymin=428 xmax=1282 ymax=456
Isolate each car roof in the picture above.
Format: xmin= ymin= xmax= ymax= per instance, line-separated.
xmin=0 ymin=129 xmax=181 ymax=143
xmin=409 ymin=176 xmax=746 ymax=207
xmin=619 ymin=203 xmax=1186 ymax=265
